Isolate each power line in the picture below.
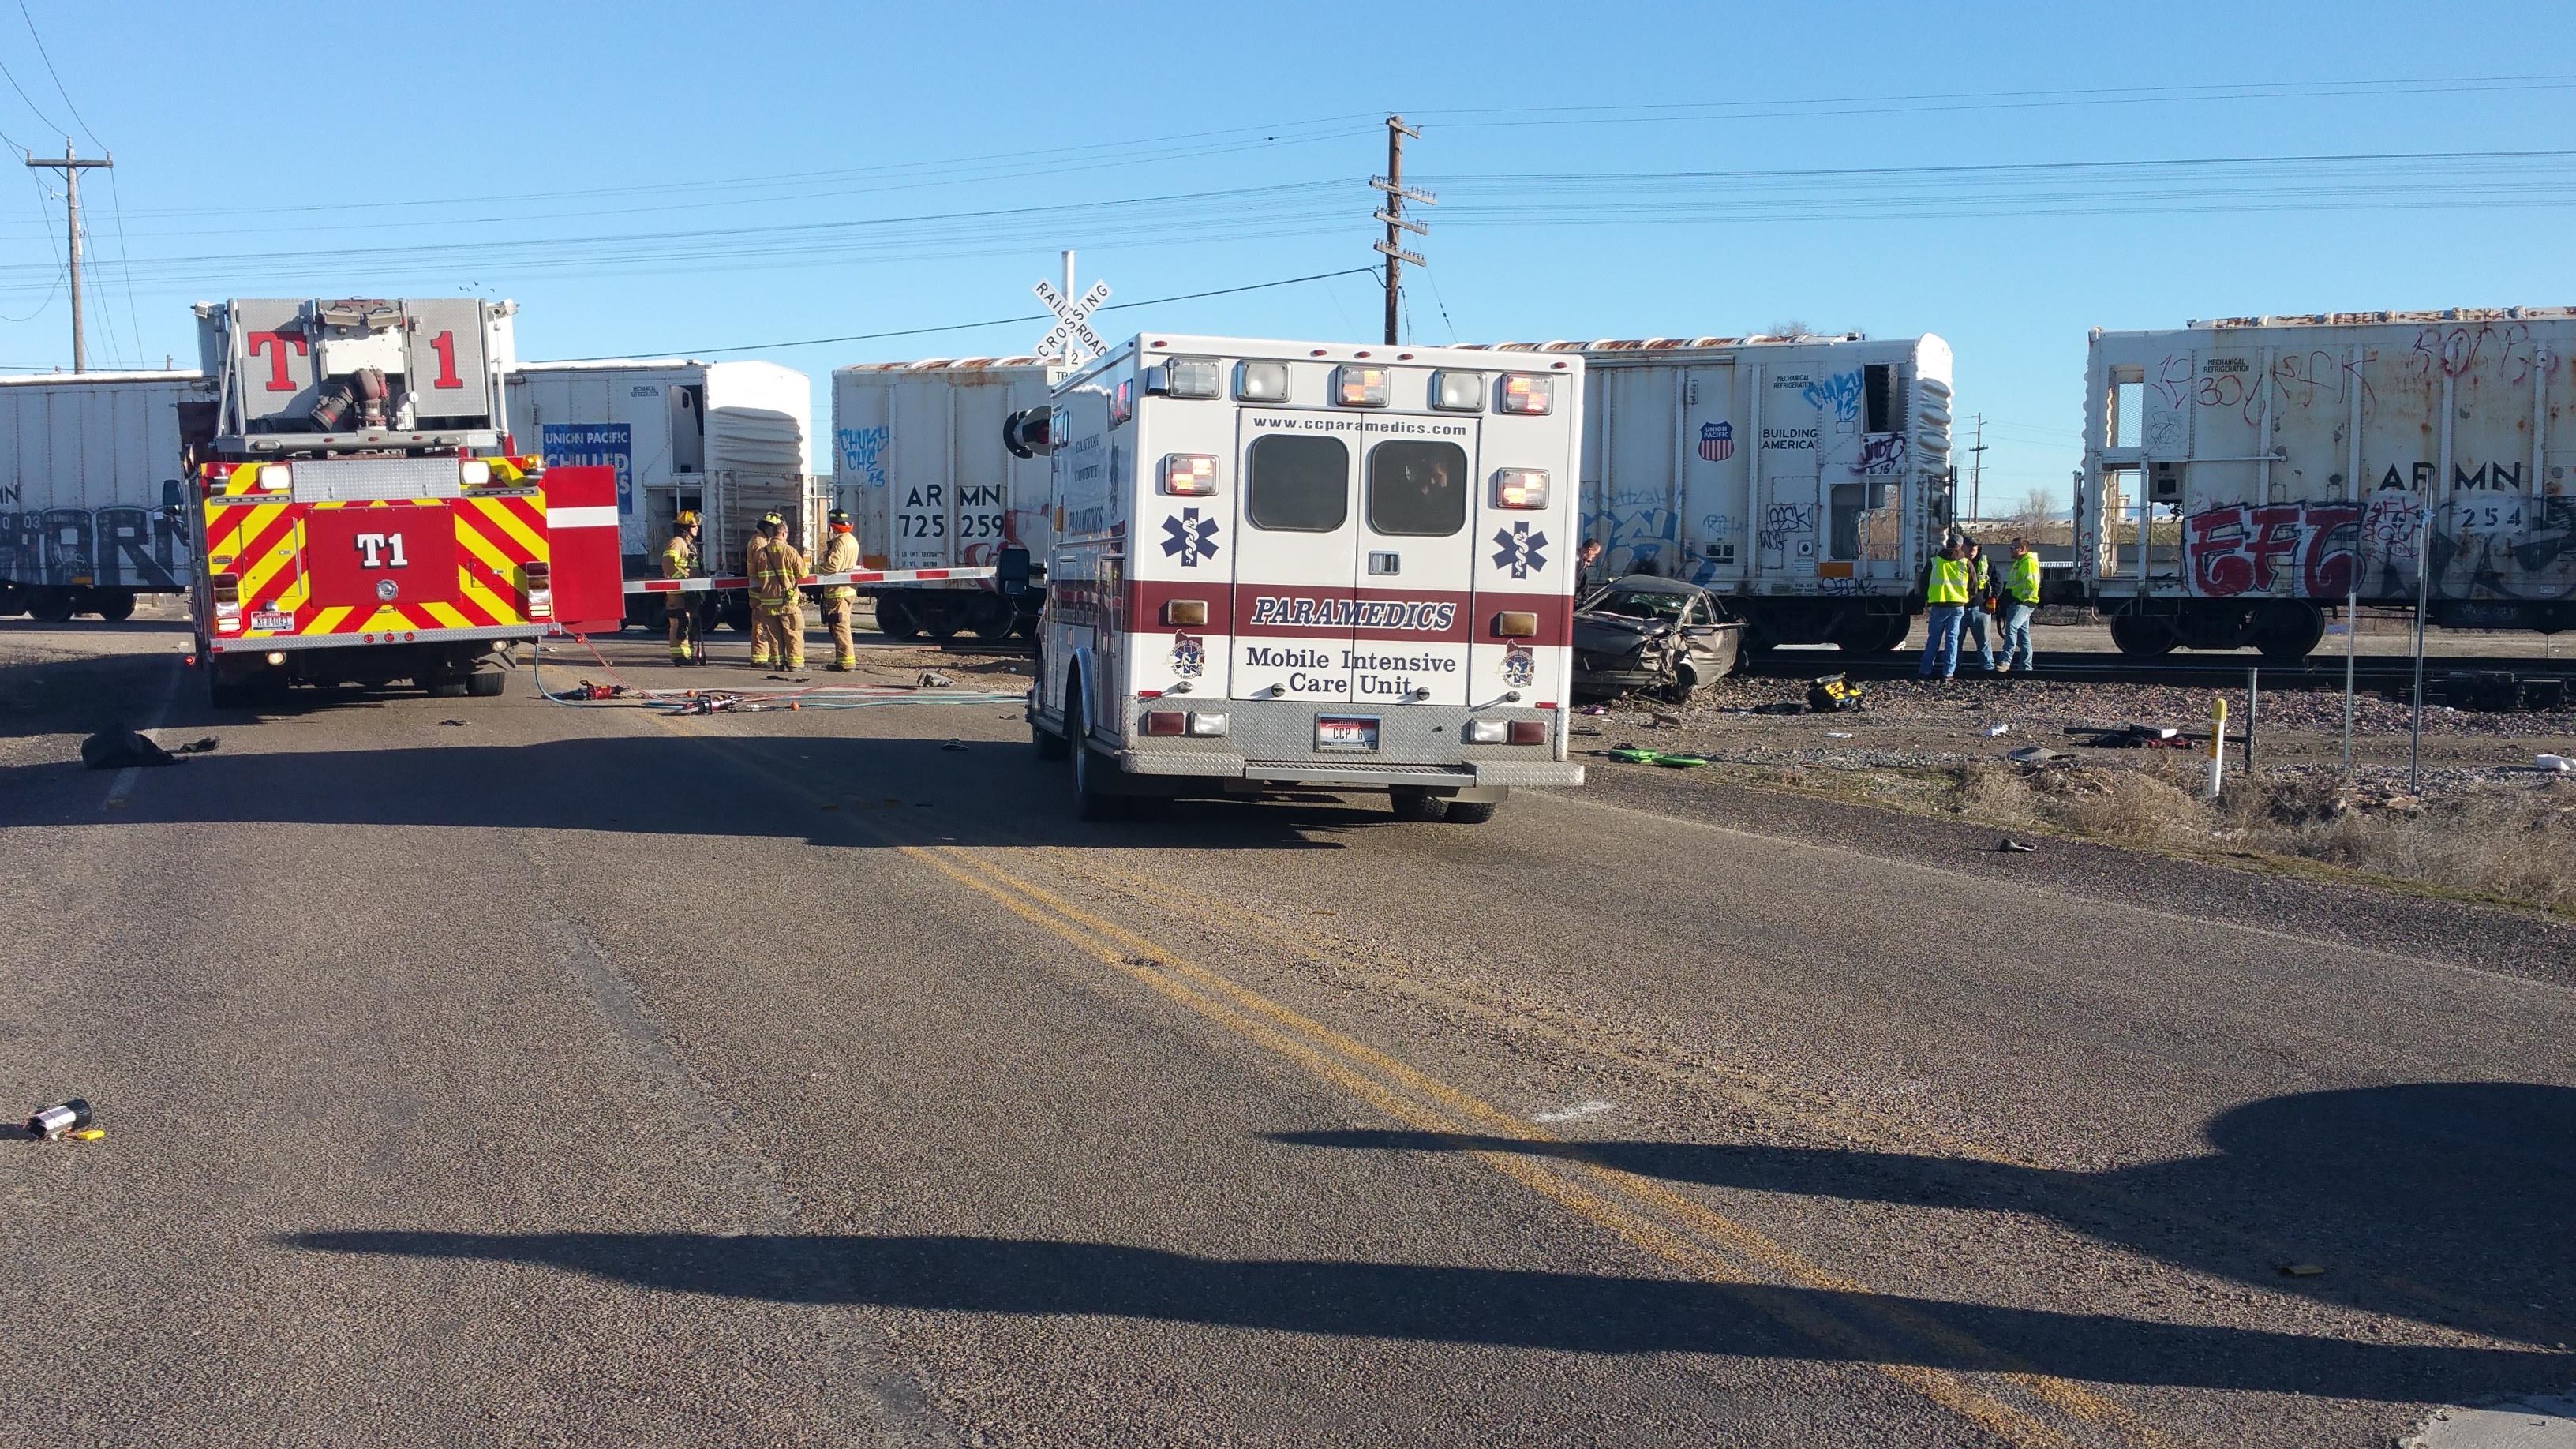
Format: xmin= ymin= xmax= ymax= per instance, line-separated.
xmin=552 ymin=266 xmax=1379 ymax=361
xmin=15 ymin=0 xmax=99 ymax=147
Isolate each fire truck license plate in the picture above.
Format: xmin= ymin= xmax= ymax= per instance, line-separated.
xmin=251 ymin=610 xmax=293 ymax=632
xmin=1315 ymin=716 xmax=1380 ymax=753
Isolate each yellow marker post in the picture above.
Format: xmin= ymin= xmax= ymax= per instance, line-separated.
xmin=2207 ymin=695 xmax=2229 ymax=799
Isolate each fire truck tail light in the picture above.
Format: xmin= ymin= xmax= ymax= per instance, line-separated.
xmin=459 ymin=459 xmax=492 ymax=486
xmin=1462 ymin=719 xmax=1507 ymax=743
xmin=1160 ymin=454 xmax=1219 ymax=496
xmin=1507 ymin=720 xmax=1548 ymax=746
xmin=1333 ymin=366 xmax=1389 ymax=407
xmin=1493 ymin=611 xmax=1539 ymax=638
xmin=211 ymin=573 xmax=242 ymax=632
xmin=1163 ymin=598 xmax=1208 ymax=627
xmin=1141 ymin=710 xmax=1187 ymax=736
xmin=522 ymin=561 xmax=553 ymax=619
xmin=1501 ymin=375 xmax=1555 ymax=415
xmin=1236 ymin=361 xmax=1290 ymax=402
xmin=257 ymin=463 xmax=291 ymax=492
xmin=1431 ymin=370 xmax=1484 ymax=412
xmin=1492 ymin=469 xmax=1551 ymax=509
xmin=1186 ymin=712 xmax=1229 ymax=737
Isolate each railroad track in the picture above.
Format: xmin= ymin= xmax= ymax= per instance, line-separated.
xmin=1742 ymin=649 xmax=2576 ymax=691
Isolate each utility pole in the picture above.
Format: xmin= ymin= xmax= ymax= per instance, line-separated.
xmin=26 ymin=140 xmax=111 ymax=373
xmin=1967 ymin=413 xmax=1986 ymax=523
xmin=1370 ymin=115 xmax=1430 ymax=346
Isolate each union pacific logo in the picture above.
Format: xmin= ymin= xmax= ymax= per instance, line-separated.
xmin=1246 ymin=595 xmax=1457 ymax=631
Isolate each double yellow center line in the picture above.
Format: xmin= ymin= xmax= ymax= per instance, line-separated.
xmin=895 ymin=837 xmax=2167 ymax=1449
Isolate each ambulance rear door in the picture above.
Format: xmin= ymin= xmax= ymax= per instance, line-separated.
xmin=1229 ymin=409 xmax=1358 ymax=704
xmin=1353 ymin=410 xmax=1477 ymax=706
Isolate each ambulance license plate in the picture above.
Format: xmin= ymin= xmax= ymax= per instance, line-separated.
xmin=251 ymin=610 xmax=294 ymax=632
xmin=1315 ymin=716 xmax=1380 ymax=753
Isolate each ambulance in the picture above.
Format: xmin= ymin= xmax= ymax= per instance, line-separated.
xmin=1020 ymin=335 xmax=1587 ymax=822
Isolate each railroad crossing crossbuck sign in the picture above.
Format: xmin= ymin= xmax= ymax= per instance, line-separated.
xmin=1033 ymin=277 xmax=1110 ymax=365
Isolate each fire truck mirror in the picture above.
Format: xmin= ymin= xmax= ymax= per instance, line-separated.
xmin=1002 ymin=406 xmax=1056 ymax=460
xmin=997 ymin=547 xmax=1032 ymax=597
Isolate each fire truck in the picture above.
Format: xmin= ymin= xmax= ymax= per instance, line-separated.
xmin=188 ymin=298 xmax=575 ymax=707
xmin=1017 ymin=335 xmax=1587 ymax=822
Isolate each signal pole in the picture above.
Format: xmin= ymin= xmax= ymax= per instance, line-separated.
xmin=1370 ymin=115 xmax=1430 ymax=346
xmin=26 ymin=140 xmax=111 ymax=373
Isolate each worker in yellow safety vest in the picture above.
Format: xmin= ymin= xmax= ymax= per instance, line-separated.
xmin=816 ymin=509 xmax=863 ymax=670
xmin=661 ymin=511 xmax=702 ymax=665
xmin=746 ymin=513 xmax=808 ymax=671
xmin=1960 ymin=537 xmax=1999 ymax=673
xmin=1998 ymin=536 xmax=2044 ymax=676
xmin=1919 ymin=535 xmax=1971 ymax=680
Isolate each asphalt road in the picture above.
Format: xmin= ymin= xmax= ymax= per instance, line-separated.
xmin=2 ymin=620 xmax=2570 ymax=1447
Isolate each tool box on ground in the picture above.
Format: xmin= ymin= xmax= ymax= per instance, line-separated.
xmin=1807 ymin=673 xmax=1865 ymax=713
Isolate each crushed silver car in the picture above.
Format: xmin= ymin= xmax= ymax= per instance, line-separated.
xmin=1571 ymin=575 xmax=1743 ymax=703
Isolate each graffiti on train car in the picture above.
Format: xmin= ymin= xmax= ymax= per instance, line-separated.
xmin=0 ymin=500 xmax=193 ymax=588
xmin=2183 ymin=489 xmax=2576 ymax=601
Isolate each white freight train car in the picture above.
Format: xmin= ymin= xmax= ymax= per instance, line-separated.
xmin=2080 ymin=309 xmax=2576 ymax=657
xmin=506 ymin=359 xmax=814 ymax=626
xmin=0 ymin=370 xmax=213 ymax=621
xmin=829 ymin=356 xmax=1065 ymax=639
xmin=1466 ymin=335 xmax=1954 ymax=653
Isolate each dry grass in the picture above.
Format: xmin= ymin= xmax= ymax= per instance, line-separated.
xmin=1947 ymin=761 xmax=2576 ymax=915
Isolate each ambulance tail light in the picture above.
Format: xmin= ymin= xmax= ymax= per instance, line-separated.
xmin=210 ymin=573 xmax=242 ymax=634
xmin=1160 ymin=454 xmax=1219 ymax=496
xmin=1333 ymin=366 xmax=1389 ymax=407
xmin=1141 ymin=710 xmax=1186 ymax=736
xmin=1462 ymin=719 xmax=1507 ymax=743
xmin=1507 ymin=720 xmax=1548 ymax=745
xmin=1163 ymin=598 xmax=1208 ymax=627
xmin=1493 ymin=611 xmax=1539 ymax=638
xmin=1500 ymin=375 xmax=1555 ymax=415
xmin=521 ymin=560 xmax=553 ymax=620
xmin=1187 ymin=712 xmax=1229 ymax=737
xmin=1148 ymin=358 xmax=1222 ymax=399
xmin=1492 ymin=469 xmax=1551 ymax=510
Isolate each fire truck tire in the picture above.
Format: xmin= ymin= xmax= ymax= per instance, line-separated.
xmin=425 ymin=676 xmax=469 ymax=698
xmin=875 ymin=593 xmax=923 ymax=641
xmin=1443 ymin=799 xmax=1501 ymax=825
xmin=24 ymin=588 xmax=74 ymax=623
xmin=92 ymin=590 xmax=137 ymax=622
xmin=466 ymin=671 xmax=507 ymax=698
xmin=964 ymin=592 xmax=1015 ymax=641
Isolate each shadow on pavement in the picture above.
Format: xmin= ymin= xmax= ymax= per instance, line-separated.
xmin=280 ymin=1225 xmax=2566 ymax=1401
xmin=1271 ymin=1082 xmax=2576 ymax=1354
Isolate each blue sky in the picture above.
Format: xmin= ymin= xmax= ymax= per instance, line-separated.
xmin=2 ymin=1 xmax=2570 ymax=496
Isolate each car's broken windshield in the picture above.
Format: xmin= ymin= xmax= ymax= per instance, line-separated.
xmin=1591 ymin=590 xmax=1689 ymax=621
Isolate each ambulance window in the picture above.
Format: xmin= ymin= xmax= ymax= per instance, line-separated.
xmin=1366 ymin=441 xmax=1469 ymax=537
xmin=1247 ymin=435 xmax=1349 ymax=531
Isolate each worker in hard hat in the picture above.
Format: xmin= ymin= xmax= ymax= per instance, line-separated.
xmin=746 ymin=511 xmax=807 ymax=671
xmin=661 ymin=511 xmax=703 ymax=664
xmin=815 ymin=508 xmax=863 ymax=670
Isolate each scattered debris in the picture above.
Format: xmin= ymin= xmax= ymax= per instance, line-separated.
xmin=1806 ymin=673 xmax=1865 ymax=713
xmin=1532 ymin=1099 xmax=1616 ymax=1123
xmin=437 ymin=719 xmax=469 ymax=728
xmin=2539 ymin=754 xmax=2572 ymax=774
xmin=1998 ymin=838 xmax=2037 ymax=853
xmin=1606 ymin=745 xmax=1710 ymax=768
xmin=66 ymin=1128 xmax=102 ymax=1142
xmin=26 ymin=1099 xmax=91 ymax=1140
xmin=919 ymin=670 xmax=954 ymax=688
xmin=1823 ymin=731 xmax=1855 ymax=739
xmin=80 ymin=728 xmax=176 ymax=770
xmin=2007 ymin=745 xmax=2069 ymax=766
xmin=766 ymin=674 xmax=811 ymax=683
xmin=941 ymin=739 xmax=968 ymax=751
xmin=174 ymin=738 xmax=219 ymax=754
xmin=2280 ymin=1263 xmax=2326 ymax=1278
xmin=1578 ymin=703 xmax=1610 ymax=717
xmin=1651 ymin=712 xmax=1684 ymax=728
xmin=1982 ymin=722 xmax=2011 ymax=737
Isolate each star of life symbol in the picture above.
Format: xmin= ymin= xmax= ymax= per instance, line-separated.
xmin=1501 ymin=643 xmax=1535 ymax=688
xmin=1492 ymin=520 xmax=1548 ymax=579
xmin=1033 ymin=278 xmax=1112 ymax=365
xmin=1163 ymin=507 xmax=1219 ymax=567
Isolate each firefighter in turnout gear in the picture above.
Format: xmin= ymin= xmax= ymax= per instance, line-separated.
xmin=747 ymin=512 xmax=807 ymax=670
xmin=817 ymin=508 xmax=862 ymax=670
xmin=661 ymin=511 xmax=703 ymax=664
